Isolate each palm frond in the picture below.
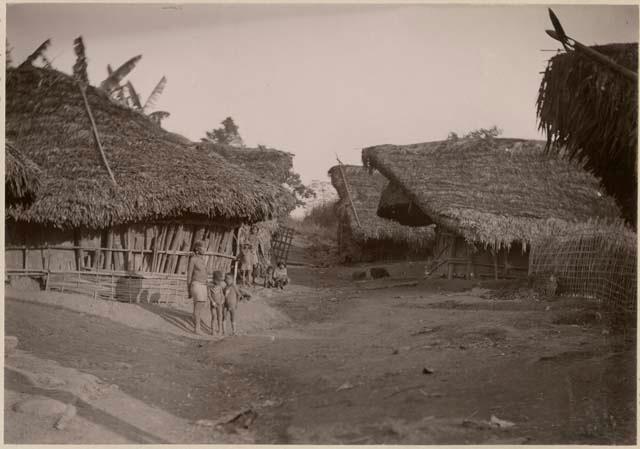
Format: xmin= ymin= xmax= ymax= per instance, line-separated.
xmin=72 ymin=36 xmax=89 ymax=84
xmin=99 ymin=55 xmax=142 ymax=93
xmin=143 ymin=76 xmax=167 ymax=112
xmin=126 ymin=81 xmax=143 ymax=110
xmin=19 ymin=39 xmax=51 ymax=68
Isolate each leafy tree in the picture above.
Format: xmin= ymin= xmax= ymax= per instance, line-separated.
xmin=202 ymin=117 xmax=244 ymax=147
xmin=447 ymin=126 xmax=502 ymax=141
xmin=285 ymin=171 xmax=316 ymax=207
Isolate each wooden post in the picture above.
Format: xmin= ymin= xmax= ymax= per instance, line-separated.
xmin=45 ymin=243 xmax=50 ymax=271
xmin=527 ymin=244 xmax=534 ymax=277
xmin=73 ymin=229 xmax=84 ymax=271
xmin=465 ymin=244 xmax=472 ymax=280
xmin=104 ymin=231 xmax=114 ymax=270
xmin=503 ymin=250 xmax=510 ymax=277
xmin=125 ymin=228 xmax=132 ymax=272
xmin=447 ymin=235 xmax=455 ymax=280
xmin=492 ymin=248 xmax=499 ymax=280
xmin=336 ymin=157 xmax=362 ymax=228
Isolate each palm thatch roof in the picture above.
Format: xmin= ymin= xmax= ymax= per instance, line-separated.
xmin=197 ymin=142 xmax=294 ymax=185
xmin=362 ymin=137 xmax=622 ymax=250
xmin=6 ymin=140 xmax=42 ymax=204
xmin=328 ymin=164 xmax=435 ymax=246
xmin=6 ymin=66 xmax=293 ymax=229
xmin=537 ymin=43 xmax=638 ymax=226
xmin=196 ymin=142 xmax=298 ymax=215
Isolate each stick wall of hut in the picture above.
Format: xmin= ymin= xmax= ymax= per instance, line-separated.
xmin=5 ymin=221 xmax=238 ymax=279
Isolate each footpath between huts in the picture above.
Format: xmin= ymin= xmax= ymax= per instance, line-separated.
xmin=4 ymin=261 xmax=635 ymax=444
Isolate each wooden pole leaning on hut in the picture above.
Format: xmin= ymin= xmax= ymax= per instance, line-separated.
xmin=78 ymin=85 xmax=118 ymax=186
xmin=336 ymin=156 xmax=362 ymax=228
xmin=73 ymin=36 xmax=118 ymax=187
xmin=546 ymin=9 xmax=637 ymax=82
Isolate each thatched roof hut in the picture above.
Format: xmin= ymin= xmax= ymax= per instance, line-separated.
xmin=537 ymin=43 xmax=638 ymax=225
xmin=197 ymin=142 xmax=294 ymax=186
xmin=6 ymin=66 xmax=292 ymax=230
xmin=362 ymin=137 xmax=622 ymax=251
xmin=328 ymin=165 xmax=434 ymax=262
xmin=6 ymin=141 xmax=42 ymax=204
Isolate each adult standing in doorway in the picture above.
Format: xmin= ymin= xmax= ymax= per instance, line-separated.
xmin=187 ymin=240 xmax=208 ymax=335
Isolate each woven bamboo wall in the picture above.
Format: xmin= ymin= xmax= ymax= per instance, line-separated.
xmin=530 ymin=231 xmax=637 ymax=318
xmin=44 ymin=271 xmax=188 ymax=303
xmin=6 ymin=221 xmax=237 ymax=275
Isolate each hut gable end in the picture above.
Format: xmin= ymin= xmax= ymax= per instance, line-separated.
xmin=328 ymin=164 xmax=434 ymax=246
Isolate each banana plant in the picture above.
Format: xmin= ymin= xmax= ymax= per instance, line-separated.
xmin=102 ymin=59 xmax=170 ymax=125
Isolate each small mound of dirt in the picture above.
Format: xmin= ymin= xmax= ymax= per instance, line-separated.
xmin=5 ymin=287 xmax=290 ymax=339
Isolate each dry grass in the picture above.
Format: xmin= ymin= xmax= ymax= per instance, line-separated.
xmin=362 ymin=137 xmax=621 ymax=250
xmin=6 ymin=66 xmax=294 ymax=229
xmin=5 ymin=140 xmax=42 ymax=204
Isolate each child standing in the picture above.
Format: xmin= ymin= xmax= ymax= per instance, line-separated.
xmin=208 ymin=271 xmax=226 ymax=336
xmin=223 ymin=273 xmax=251 ymax=335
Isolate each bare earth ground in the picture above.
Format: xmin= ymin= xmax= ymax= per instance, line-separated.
xmin=4 ymin=249 xmax=636 ymax=443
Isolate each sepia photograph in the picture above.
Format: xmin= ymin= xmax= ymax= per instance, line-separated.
xmin=3 ymin=2 xmax=638 ymax=445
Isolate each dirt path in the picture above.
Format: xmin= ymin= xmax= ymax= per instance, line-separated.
xmin=5 ymin=266 xmax=635 ymax=444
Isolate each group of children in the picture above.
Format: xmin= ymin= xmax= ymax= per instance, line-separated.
xmin=263 ymin=262 xmax=289 ymax=289
xmin=238 ymin=243 xmax=289 ymax=289
xmin=207 ymin=271 xmax=251 ymax=336
xmin=187 ymin=240 xmax=290 ymax=337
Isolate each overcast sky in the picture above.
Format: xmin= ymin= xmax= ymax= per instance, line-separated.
xmin=7 ymin=3 xmax=638 ymax=185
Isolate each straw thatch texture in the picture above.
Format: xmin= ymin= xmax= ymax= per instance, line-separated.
xmin=6 ymin=141 xmax=42 ymax=204
xmin=328 ymin=165 xmax=434 ymax=246
xmin=6 ymin=66 xmax=292 ymax=229
xmin=537 ymin=43 xmax=638 ymax=225
xmin=198 ymin=142 xmax=294 ymax=185
xmin=362 ymin=137 xmax=622 ymax=250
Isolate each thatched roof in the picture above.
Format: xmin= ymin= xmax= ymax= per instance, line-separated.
xmin=6 ymin=141 xmax=42 ymax=204
xmin=537 ymin=43 xmax=638 ymax=226
xmin=362 ymin=137 xmax=622 ymax=249
xmin=196 ymin=142 xmax=294 ymax=185
xmin=328 ymin=164 xmax=435 ymax=245
xmin=6 ymin=66 xmax=293 ymax=229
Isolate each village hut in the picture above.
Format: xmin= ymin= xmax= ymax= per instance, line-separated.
xmin=328 ymin=164 xmax=435 ymax=263
xmin=196 ymin=142 xmax=298 ymax=268
xmin=362 ymin=137 xmax=622 ymax=280
xmin=5 ymin=65 xmax=292 ymax=301
xmin=537 ymin=43 xmax=638 ymax=226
